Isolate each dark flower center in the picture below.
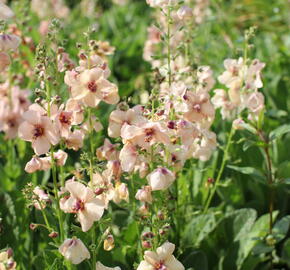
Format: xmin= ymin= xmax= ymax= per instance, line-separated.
xmin=33 ymin=125 xmax=44 ymax=138
xmin=88 ymin=81 xmax=97 ymax=93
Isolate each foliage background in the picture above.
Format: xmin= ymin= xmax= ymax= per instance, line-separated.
xmin=1 ymin=0 xmax=290 ymax=269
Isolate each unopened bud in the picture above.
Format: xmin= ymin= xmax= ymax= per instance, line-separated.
xmin=142 ymin=241 xmax=152 ymax=249
xmin=30 ymin=223 xmax=37 ymax=230
xmin=104 ymin=234 xmax=114 ymax=251
xmin=48 ymin=231 xmax=58 ymax=238
xmin=94 ymin=188 xmax=104 ymax=196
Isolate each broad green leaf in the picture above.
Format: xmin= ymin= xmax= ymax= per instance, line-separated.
xmin=273 ymin=215 xmax=290 ymax=243
xmin=227 ymin=165 xmax=265 ymax=183
xmin=182 ymin=213 xmax=217 ymax=247
xmin=183 ymin=250 xmax=208 ymax=270
xmin=269 ymin=124 xmax=290 ymax=140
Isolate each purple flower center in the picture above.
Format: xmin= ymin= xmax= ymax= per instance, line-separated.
xmin=87 ymin=81 xmax=97 ymax=93
xmin=33 ymin=125 xmax=44 ymax=138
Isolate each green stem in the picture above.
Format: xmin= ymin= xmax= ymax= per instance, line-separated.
xmin=167 ymin=6 xmax=172 ymax=87
xmin=203 ymin=126 xmax=235 ymax=213
xmin=50 ymin=150 xmax=65 ymax=242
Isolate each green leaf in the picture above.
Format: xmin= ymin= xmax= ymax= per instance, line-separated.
xmin=269 ymin=124 xmax=290 ymax=140
xmin=183 ymin=250 xmax=208 ymax=270
xmin=182 ymin=213 xmax=217 ymax=247
xmin=236 ymin=211 xmax=279 ymax=269
xmin=273 ymin=215 xmax=290 ymax=243
xmin=227 ymin=165 xmax=265 ymax=183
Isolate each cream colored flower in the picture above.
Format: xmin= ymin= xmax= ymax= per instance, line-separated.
xmin=59 ymin=238 xmax=90 ymax=265
xmin=61 ymin=181 xmax=105 ymax=232
xmin=137 ymin=242 xmax=184 ymax=270
xmin=96 ymin=261 xmax=121 ymax=270
xmin=147 ymin=167 xmax=175 ymax=191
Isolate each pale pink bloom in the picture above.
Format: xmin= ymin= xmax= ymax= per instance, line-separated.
xmin=70 ymin=68 xmax=119 ymax=107
xmin=90 ymin=171 xmax=115 ymax=209
xmin=135 ymin=186 xmax=152 ymax=203
xmin=121 ymin=122 xmax=170 ymax=149
xmin=245 ymin=91 xmax=265 ymax=115
xmin=197 ymin=66 xmax=215 ymax=92
xmin=0 ymin=51 xmax=10 ymax=71
xmin=96 ymin=261 xmax=121 ymax=270
xmin=232 ymin=118 xmax=245 ymax=130
xmin=0 ymin=248 xmax=16 ymax=270
xmin=218 ymin=58 xmax=244 ymax=88
xmin=211 ymin=89 xmax=236 ymax=119
xmin=58 ymin=52 xmax=74 ymax=72
xmin=228 ymin=80 xmax=242 ymax=105
xmin=81 ymin=116 xmax=103 ymax=133
xmin=0 ymin=34 xmax=21 ymax=51
xmin=183 ymin=91 xmax=215 ymax=125
xmin=108 ymin=105 xmax=146 ymax=138
xmin=18 ymin=104 xmax=59 ymax=155
xmin=78 ymin=55 xmax=111 ymax=78
xmin=137 ymin=242 xmax=184 ymax=270
xmin=61 ymin=181 xmax=105 ymax=232
xmin=245 ymin=59 xmax=265 ymax=89
xmin=191 ymin=129 xmax=216 ymax=161
xmin=33 ymin=186 xmax=50 ymax=210
xmin=65 ymin=98 xmax=84 ymax=125
xmin=165 ymin=144 xmax=188 ymax=170
xmin=96 ymin=138 xmax=120 ymax=161
xmin=64 ymin=130 xmax=84 ymax=151
xmin=177 ymin=5 xmax=193 ymax=20
xmin=39 ymin=20 xmax=50 ymax=36
xmin=0 ymin=2 xmax=14 ymax=20
xmin=146 ymin=0 xmax=177 ymax=8
xmin=147 ymin=167 xmax=175 ymax=191
xmin=193 ymin=0 xmax=209 ymax=24
xmin=113 ymin=182 xmax=129 ymax=204
xmin=175 ymin=120 xmax=199 ymax=146
xmin=119 ymin=142 xmax=138 ymax=172
xmin=106 ymin=160 xmax=122 ymax=180
xmin=147 ymin=25 xmax=161 ymax=44
xmin=59 ymin=238 xmax=90 ymax=265
xmin=53 ymin=149 xmax=68 ymax=166
xmin=25 ymin=156 xmax=50 ymax=173
xmin=51 ymin=104 xmax=73 ymax=137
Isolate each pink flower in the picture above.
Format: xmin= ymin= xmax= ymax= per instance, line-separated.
xmin=147 ymin=167 xmax=175 ymax=191
xmin=96 ymin=138 xmax=120 ymax=161
xmin=119 ymin=142 xmax=138 ymax=172
xmin=0 ymin=34 xmax=21 ymax=51
xmin=95 ymin=261 xmax=121 ymax=270
xmin=33 ymin=186 xmax=50 ymax=210
xmin=137 ymin=242 xmax=184 ymax=270
xmin=25 ymin=156 xmax=51 ymax=173
xmin=177 ymin=6 xmax=193 ymax=20
xmin=89 ymin=171 xmax=115 ymax=209
xmin=108 ymin=105 xmax=146 ymax=138
xmin=69 ymin=68 xmax=119 ymax=107
xmin=0 ymin=3 xmax=14 ymax=20
xmin=53 ymin=149 xmax=68 ymax=166
xmin=121 ymin=122 xmax=170 ymax=150
xmin=183 ymin=91 xmax=215 ymax=125
xmin=18 ymin=104 xmax=60 ymax=155
xmin=61 ymin=181 xmax=105 ymax=232
xmin=135 ymin=186 xmax=152 ymax=203
xmin=59 ymin=238 xmax=90 ymax=265
xmin=64 ymin=130 xmax=84 ymax=151
xmin=65 ymin=98 xmax=84 ymax=125
xmin=113 ymin=182 xmax=129 ymax=204
xmin=0 ymin=52 xmax=10 ymax=71
xmin=245 ymin=92 xmax=265 ymax=115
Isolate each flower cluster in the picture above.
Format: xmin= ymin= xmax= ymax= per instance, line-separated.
xmin=212 ymin=57 xmax=265 ymax=121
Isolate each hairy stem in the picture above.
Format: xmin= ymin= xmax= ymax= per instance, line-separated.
xmin=203 ymin=126 xmax=235 ymax=213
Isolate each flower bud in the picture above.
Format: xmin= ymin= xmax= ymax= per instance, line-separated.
xmin=104 ymin=235 xmax=115 ymax=251
xmin=142 ymin=241 xmax=152 ymax=249
xmin=49 ymin=231 xmax=59 ymax=238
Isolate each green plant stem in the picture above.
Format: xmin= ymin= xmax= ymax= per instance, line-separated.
xmin=87 ymin=108 xmax=97 ymax=269
xmin=257 ymin=130 xmax=274 ymax=269
xmin=203 ymin=126 xmax=235 ymax=213
xmin=50 ymin=150 xmax=65 ymax=242
xmin=167 ymin=6 xmax=172 ymax=87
